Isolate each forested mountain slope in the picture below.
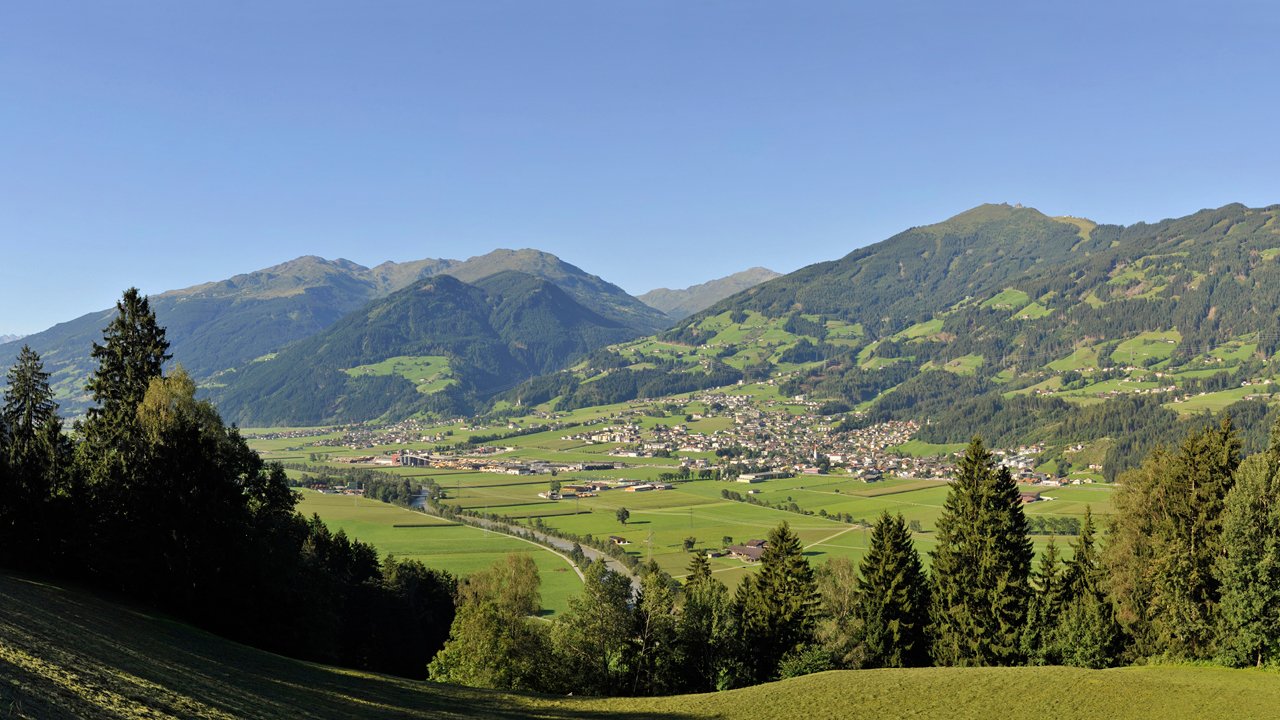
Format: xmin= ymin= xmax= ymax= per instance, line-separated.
xmin=212 ymin=272 xmax=637 ymax=425
xmin=509 ymin=203 xmax=1280 ymax=477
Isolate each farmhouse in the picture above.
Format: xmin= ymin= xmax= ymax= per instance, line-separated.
xmin=609 ymin=536 xmax=630 ymax=545
xmin=728 ymin=539 xmax=768 ymax=562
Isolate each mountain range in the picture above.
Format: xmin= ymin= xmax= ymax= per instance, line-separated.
xmin=0 ymin=249 xmax=691 ymax=415
xmin=11 ymin=201 xmax=1280 ymax=461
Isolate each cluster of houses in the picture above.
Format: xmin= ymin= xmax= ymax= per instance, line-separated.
xmin=296 ymin=386 xmax=1115 ymax=493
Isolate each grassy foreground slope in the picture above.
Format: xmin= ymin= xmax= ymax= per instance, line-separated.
xmin=4 ymin=574 xmax=1280 ymax=720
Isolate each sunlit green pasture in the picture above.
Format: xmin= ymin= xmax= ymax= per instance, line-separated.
xmin=341 ymin=354 xmax=455 ymax=394
xmin=1110 ymin=330 xmax=1181 ymax=364
xmin=297 ymin=491 xmax=581 ymax=614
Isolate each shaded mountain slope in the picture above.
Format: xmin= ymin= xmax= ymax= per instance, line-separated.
xmin=212 ymin=272 xmax=637 ymax=426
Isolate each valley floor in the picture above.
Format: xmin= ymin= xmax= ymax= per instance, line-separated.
xmin=2 ymin=572 xmax=1278 ymax=719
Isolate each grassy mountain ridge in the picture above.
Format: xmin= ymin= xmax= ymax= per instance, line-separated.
xmin=444 ymin=249 xmax=670 ymax=333
xmin=1 ymin=249 xmax=666 ymax=416
xmin=639 ymin=267 xmax=782 ymax=320
xmin=212 ymin=272 xmax=639 ymax=426
xmin=508 ymin=202 xmax=1280 ymax=477
xmin=4 ymin=571 xmax=1279 ymax=720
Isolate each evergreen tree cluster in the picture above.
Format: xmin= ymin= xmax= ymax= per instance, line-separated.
xmin=0 ymin=289 xmax=456 ymax=679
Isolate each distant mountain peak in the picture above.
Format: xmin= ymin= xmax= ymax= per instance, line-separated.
xmin=639 ymin=267 xmax=782 ymax=320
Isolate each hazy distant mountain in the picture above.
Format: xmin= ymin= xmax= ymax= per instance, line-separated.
xmin=212 ymin=271 xmax=636 ymax=426
xmin=639 ymin=267 xmax=781 ymax=320
xmin=0 ymin=334 xmax=23 ymax=345
xmin=0 ymin=248 xmax=665 ymax=415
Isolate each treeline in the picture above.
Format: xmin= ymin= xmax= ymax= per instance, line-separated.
xmin=0 ymin=290 xmax=456 ymax=679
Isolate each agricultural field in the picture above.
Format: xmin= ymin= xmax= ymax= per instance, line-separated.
xmin=342 ymin=355 xmax=455 ymax=394
xmin=8 ymin=571 xmax=1280 ymax=720
xmin=418 ymin=467 xmax=1111 ymax=582
xmin=1110 ymin=330 xmax=1181 ymax=365
xmin=981 ymin=287 xmax=1031 ymax=310
xmin=1168 ymin=385 xmax=1273 ymax=415
xmin=297 ymin=492 xmax=582 ymax=615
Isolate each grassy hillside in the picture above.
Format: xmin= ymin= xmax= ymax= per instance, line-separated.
xmin=4 ymin=572 xmax=1280 ymax=719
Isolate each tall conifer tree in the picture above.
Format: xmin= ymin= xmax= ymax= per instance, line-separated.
xmin=1 ymin=346 xmax=67 ymax=564
xmin=736 ymin=521 xmax=819 ymax=682
xmin=1021 ymin=536 xmax=1060 ymax=664
xmin=854 ymin=512 xmax=930 ymax=667
xmin=1106 ymin=420 xmax=1239 ymax=660
xmin=930 ymin=437 xmax=1033 ymax=666
xmin=1056 ymin=506 xmax=1100 ymax=608
xmin=1216 ymin=421 xmax=1280 ymax=667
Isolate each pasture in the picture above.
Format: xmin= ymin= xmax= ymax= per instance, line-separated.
xmin=296 ymin=491 xmax=582 ymax=615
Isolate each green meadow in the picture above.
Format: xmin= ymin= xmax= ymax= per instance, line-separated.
xmin=7 ymin=571 xmax=1280 ymax=720
xmin=296 ymin=491 xmax=582 ymax=615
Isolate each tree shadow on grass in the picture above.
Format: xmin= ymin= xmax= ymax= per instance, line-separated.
xmin=0 ymin=573 xmax=707 ymax=720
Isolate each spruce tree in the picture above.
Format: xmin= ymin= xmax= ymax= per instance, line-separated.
xmin=930 ymin=437 xmax=1033 ymax=666
xmin=1107 ymin=420 xmax=1239 ymax=660
xmin=1216 ymin=421 xmax=1280 ymax=667
xmin=737 ymin=521 xmax=819 ymax=683
xmin=1056 ymin=506 xmax=1100 ymax=608
xmin=1106 ymin=420 xmax=1240 ymax=660
xmin=85 ymin=288 xmax=171 ymax=427
xmin=1021 ymin=536 xmax=1060 ymax=664
xmin=854 ymin=512 xmax=930 ymax=667
xmin=3 ymin=345 xmax=58 ymax=470
xmin=1 ymin=346 xmax=67 ymax=564
xmin=686 ymin=551 xmax=713 ymax=584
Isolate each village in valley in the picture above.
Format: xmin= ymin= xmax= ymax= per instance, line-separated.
xmin=248 ymin=385 xmax=1109 ymax=605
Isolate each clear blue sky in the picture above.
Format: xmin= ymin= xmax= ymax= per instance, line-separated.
xmin=3 ymin=1 xmax=1278 ymax=335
